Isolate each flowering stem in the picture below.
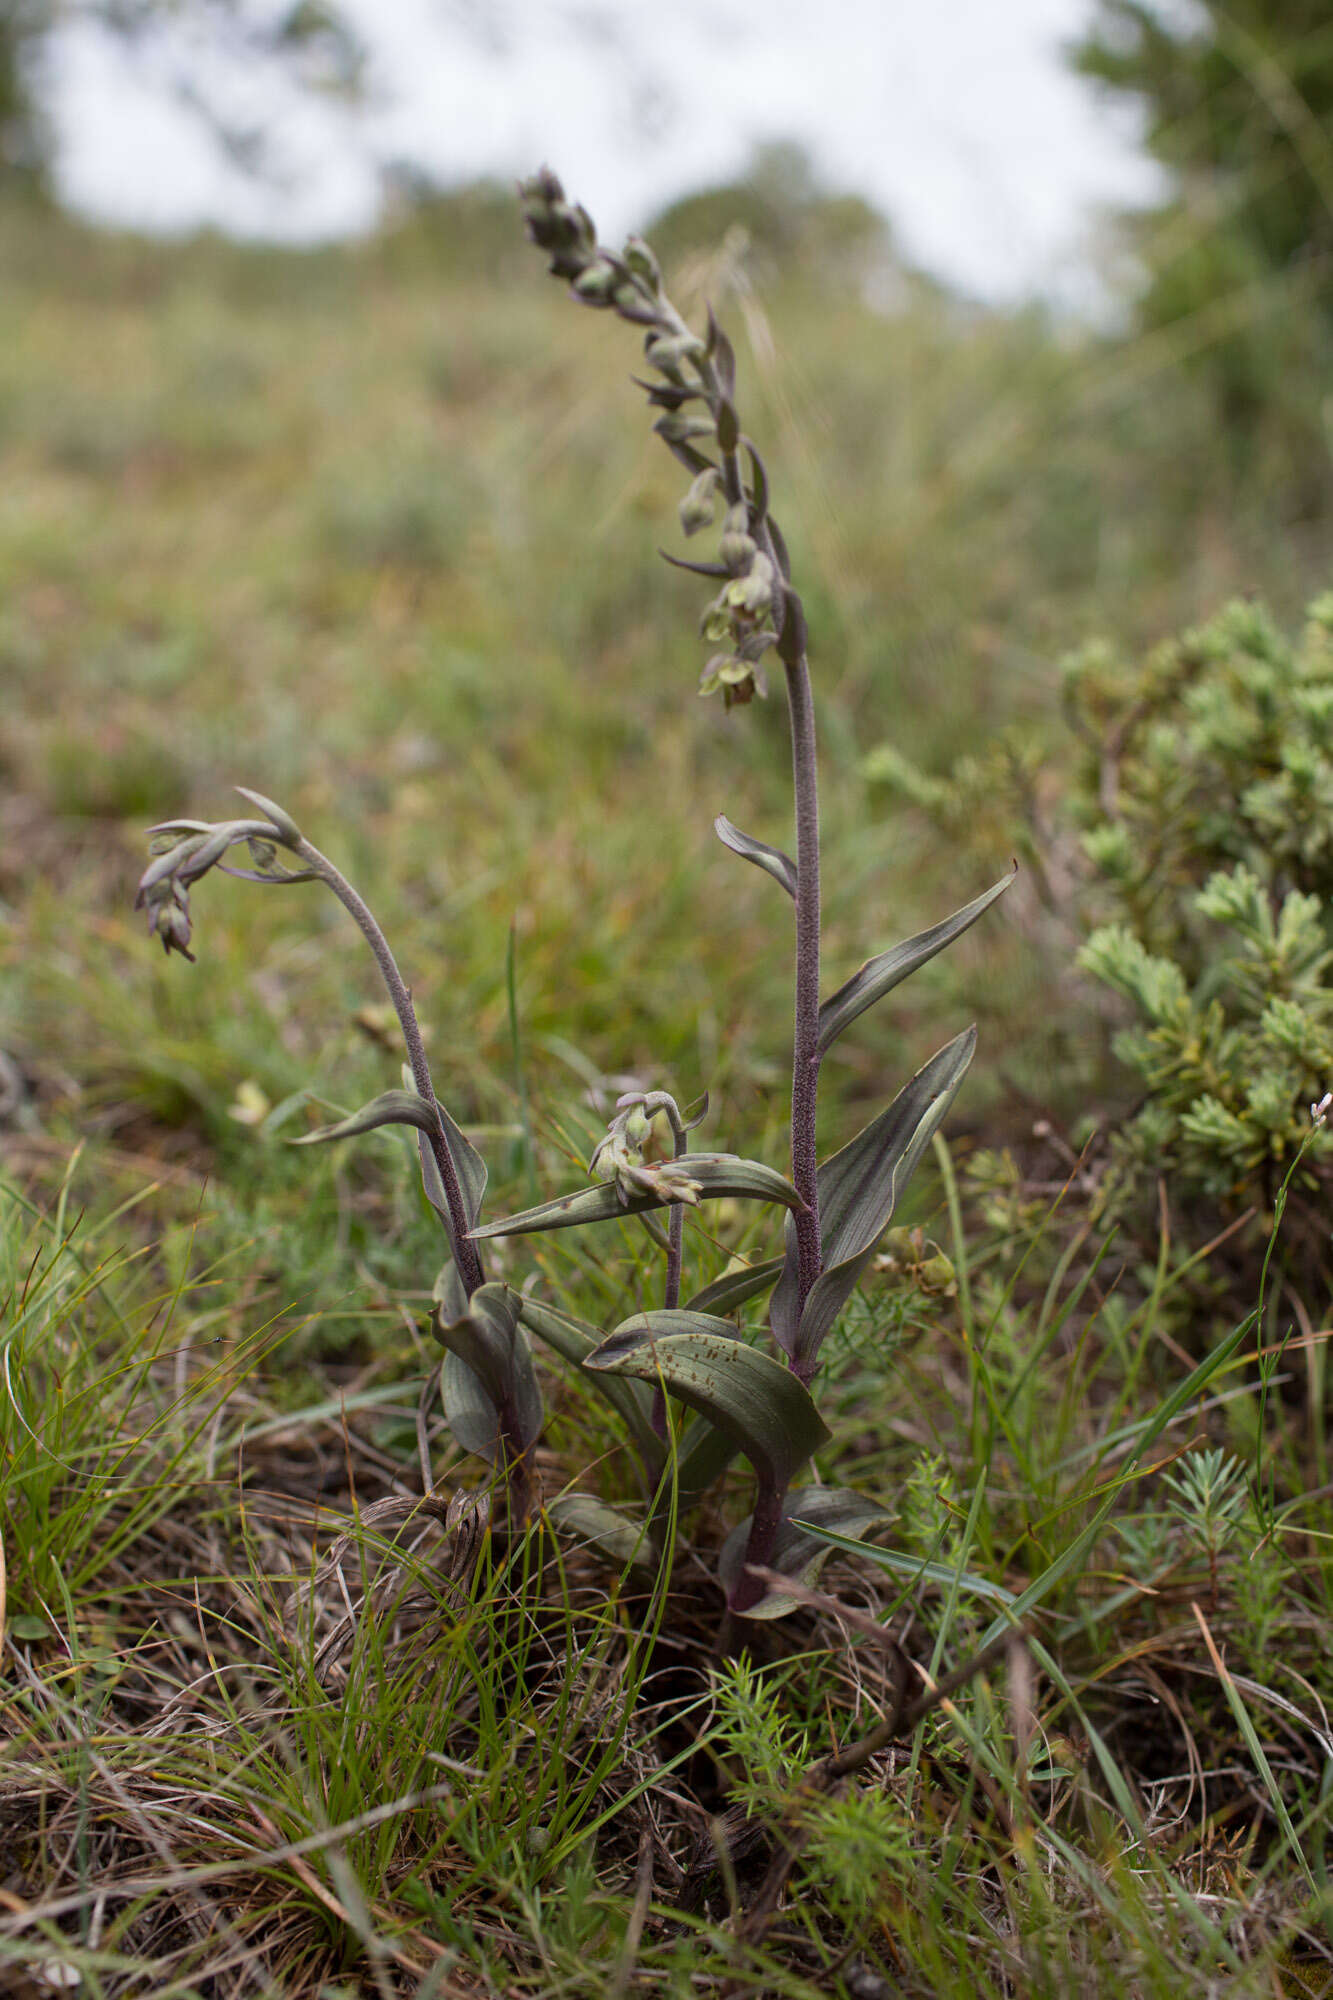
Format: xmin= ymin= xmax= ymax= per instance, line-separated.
xmin=782 ymin=648 xmax=824 ymax=1323
xmin=694 ymin=342 xmax=824 ymax=1320
xmin=292 ymin=836 xmax=485 ymax=1298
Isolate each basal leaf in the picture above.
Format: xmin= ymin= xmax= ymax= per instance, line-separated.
xmin=585 ymin=1319 xmax=829 ymax=1489
xmin=666 ymin=1414 xmax=739 ymax=1510
xmin=714 ymin=815 xmax=797 ymax=900
xmin=470 ymin=1153 xmax=802 ymax=1241
xmin=817 ymin=869 xmax=1014 ymax=1055
xmin=718 ymin=1484 xmax=892 ymax=1619
xmin=517 ymin=1295 xmax=660 ymax=1462
xmin=435 ymin=1281 xmax=542 ymax=1460
xmin=440 ymin=1347 xmax=501 ymax=1463
xmin=684 ymin=1256 xmax=784 ymax=1317
xmin=546 ymin=1494 xmax=660 ymax=1578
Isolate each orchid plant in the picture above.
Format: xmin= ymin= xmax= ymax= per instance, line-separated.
xmin=135 ymin=173 xmax=1011 ymax=1620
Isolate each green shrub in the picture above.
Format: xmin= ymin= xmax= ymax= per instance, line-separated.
xmin=1067 ymin=595 xmax=1333 ymax=1221
xmin=867 ymin=591 xmax=1333 ymax=1268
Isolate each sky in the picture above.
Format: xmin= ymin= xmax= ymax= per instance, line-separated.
xmin=50 ymin=0 xmax=1165 ymax=305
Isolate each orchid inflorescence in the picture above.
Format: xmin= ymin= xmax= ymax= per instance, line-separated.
xmin=134 ymin=178 xmax=1013 ymax=1621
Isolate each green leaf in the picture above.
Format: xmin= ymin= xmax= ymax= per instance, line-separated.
xmin=718 ymin=1485 xmax=892 ymax=1619
xmin=585 ymin=1318 xmax=829 ymax=1489
xmin=803 ymin=1523 xmax=1019 ymax=1607
xmin=440 ymin=1347 xmax=502 ymax=1462
xmin=401 ymin=1066 xmax=488 ymax=1269
xmin=667 ymin=1414 xmax=740 ymax=1509
xmin=470 ymin=1153 xmax=803 ymax=1241
xmin=817 ymin=869 xmax=1014 ymax=1055
xmin=546 ymin=1494 xmax=660 ymax=1578
xmin=289 ymin=1088 xmax=437 ymax=1147
xmin=684 ymin=1256 xmax=784 ymax=1316
xmin=517 ymin=1295 xmax=660 ymax=1463
xmin=434 ymin=1282 xmax=542 ymax=1463
xmin=770 ymin=1026 xmax=977 ymax=1366
xmin=714 ymin=814 xmax=797 ymax=900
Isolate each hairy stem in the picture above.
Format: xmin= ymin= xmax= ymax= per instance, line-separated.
xmin=783 ymin=649 xmax=823 ymax=1321
xmin=650 ymin=1118 xmax=689 ymax=1440
xmin=294 ymin=836 xmax=485 ymax=1297
xmin=694 ymin=340 xmax=824 ymax=1317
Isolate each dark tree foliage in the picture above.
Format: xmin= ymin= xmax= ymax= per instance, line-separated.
xmin=1072 ymin=2 xmax=1333 ymax=497
xmin=0 ymin=0 xmax=362 ymax=195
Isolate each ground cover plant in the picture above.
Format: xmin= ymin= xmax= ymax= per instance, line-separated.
xmin=3 ymin=171 xmax=1333 ymax=1997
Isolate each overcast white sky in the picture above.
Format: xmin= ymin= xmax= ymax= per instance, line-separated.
xmin=50 ymin=0 xmax=1164 ymax=303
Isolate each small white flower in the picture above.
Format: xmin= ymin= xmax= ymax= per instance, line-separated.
xmin=1311 ymin=1091 xmax=1332 ymax=1126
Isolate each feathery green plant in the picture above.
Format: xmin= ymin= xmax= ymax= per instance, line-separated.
xmin=133 ymin=172 xmax=1012 ymax=1621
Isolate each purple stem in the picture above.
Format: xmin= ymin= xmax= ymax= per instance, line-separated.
xmin=293 ymin=836 xmax=485 ymax=1297
xmin=727 ymin=1476 xmax=785 ymax=1616
xmin=651 ymin=1119 xmax=689 ymax=1439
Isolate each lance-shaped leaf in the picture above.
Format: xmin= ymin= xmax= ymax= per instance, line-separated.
xmin=817 ymin=869 xmax=1014 ymax=1055
xmin=546 ymin=1494 xmax=660 ymax=1579
xmin=685 ymin=1256 xmax=784 ymax=1317
xmin=714 ymin=815 xmax=797 ymax=901
xmin=435 ymin=1282 xmax=542 ymax=1466
xmin=400 ymin=1066 xmax=488 ymax=1266
xmin=517 ymin=1296 xmax=660 ymax=1464
xmin=470 ymin=1153 xmax=802 ymax=1241
xmin=585 ymin=1316 xmax=829 ymax=1491
xmin=665 ymin=1414 xmax=739 ymax=1512
xmin=770 ymin=1027 xmax=977 ymax=1367
xmin=801 ymin=1523 xmax=1019 ymax=1609
xmin=289 ymin=1089 xmax=438 ymax=1148
xmin=718 ymin=1485 xmax=892 ymax=1620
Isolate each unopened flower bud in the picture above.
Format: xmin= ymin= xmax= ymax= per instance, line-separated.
xmin=644 ymin=332 xmax=706 ymax=382
xmin=141 ymin=880 xmax=195 ymax=961
xmin=654 ymin=412 xmax=715 ymax=446
xmin=622 ymin=1104 xmax=652 ymax=1150
xmin=679 ymin=468 xmax=720 ymax=537
xmin=622 ymin=235 xmax=662 ymax=292
xmin=919 ymin=1253 xmax=957 ymax=1296
xmin=719 ymin=520 xmax=757 ymax=572
xmin=572 ymin=259 xmax=619 ymax=305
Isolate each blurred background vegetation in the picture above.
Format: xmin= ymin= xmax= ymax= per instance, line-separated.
xmin=0 ymin=0 xmax=1330 ymax=1340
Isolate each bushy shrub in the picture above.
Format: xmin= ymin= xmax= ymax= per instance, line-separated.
xmin=868 ymin=592 xmax=1333 ymax=1260
xmin=1068 ymin=595 xmax=1333 ymax=1219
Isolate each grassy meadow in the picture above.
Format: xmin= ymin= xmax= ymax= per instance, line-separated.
xmin=2 ymin=182 xmax=1333 ymax=1995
